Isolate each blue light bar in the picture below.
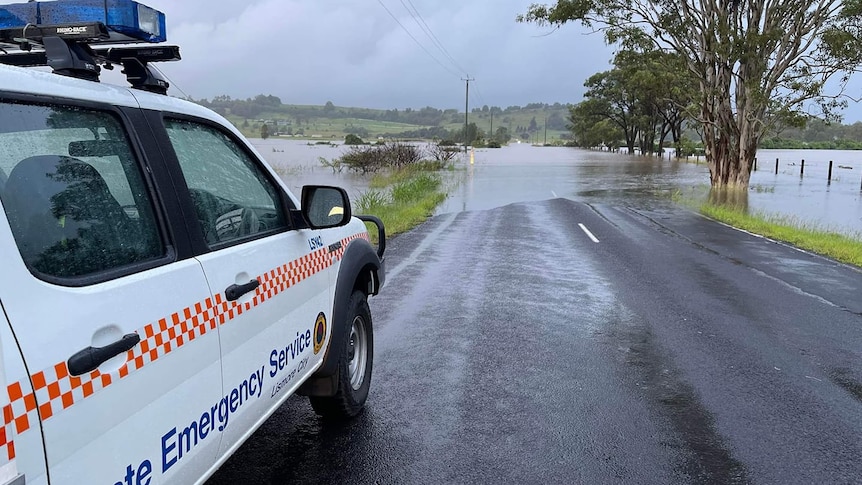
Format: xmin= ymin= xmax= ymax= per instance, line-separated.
xmin=0 ymin=0 xmax=166 ymax=43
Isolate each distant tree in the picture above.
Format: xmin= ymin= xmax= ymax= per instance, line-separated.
xmin=579 ymin=71 xmax=639 ymax=152
xmin=463 ymin=122 xmax=480 ymax=145
xmin=241 ymin=119 xmax=249 ymax=128
xmin=569 ymin=101 xmax=624 ymax=148
xmin=345 ymin=134 xmax=365 ymax=145
xmin=324 ymin=101 xmax=335 ymax=113
xmin=254 ymin=94 xmax=282 ymax=107
xmin=529 ymin=117 xmax=538 ymax=132
xmin=494 ymin=126 xmax=512 ymax=144
xmin=260 ymin=123 xmax=270 ymax=140
xmin=520 ymin=0 xmax=862 ymax=190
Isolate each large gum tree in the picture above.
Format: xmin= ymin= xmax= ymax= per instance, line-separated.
xmin=519 ymin=0 xmax=862 ymax=191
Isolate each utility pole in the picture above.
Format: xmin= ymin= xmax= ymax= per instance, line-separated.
xmin=462 ymin=77 xmax=474 ymax=153
xmin=490 ymin=112 xmax=494 ymax=141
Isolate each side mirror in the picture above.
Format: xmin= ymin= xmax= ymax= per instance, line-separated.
xmin=301 ymin=185 xmax=352 ymax=229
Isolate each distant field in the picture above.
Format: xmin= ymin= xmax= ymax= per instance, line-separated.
xmin=227 ymin=114 xmax=434 ymax=140
xmin=216 ymin=102 xmax=572 ymax=142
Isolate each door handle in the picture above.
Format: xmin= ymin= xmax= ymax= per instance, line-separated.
xmin=225 ymin=279 xmax=260 ymax=302
xmin=67 ymin=333 xmax=141 ymax=376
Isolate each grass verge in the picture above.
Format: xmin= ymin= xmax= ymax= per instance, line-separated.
xmin=356 ymin=171 xmax=448 ymax=242
xmin=700 ymin=203 xmax=862 ymax=267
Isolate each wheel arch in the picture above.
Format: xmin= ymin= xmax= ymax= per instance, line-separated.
xmin=298 ymin=237 xmax=383 ymax=396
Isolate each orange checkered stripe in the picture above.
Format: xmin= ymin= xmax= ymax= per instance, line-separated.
xmin=0 ymin=232 xmax=369 ymax=463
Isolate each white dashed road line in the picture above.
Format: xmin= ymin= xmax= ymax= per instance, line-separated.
xmin=579 ymin=223 xmax=600 ymax=243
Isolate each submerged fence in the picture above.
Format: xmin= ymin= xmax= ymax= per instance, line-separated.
xmin=676 ymin=151 xmax=861 ymax=190
xmin=599 ymin=147 xmax=862 ymax=189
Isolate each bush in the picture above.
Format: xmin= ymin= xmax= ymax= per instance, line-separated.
xmin=338 ymin=142 xmax=425 ymax=173
xmin=427 ymin=142 xmax=459 ymax=162
xmin=345 ymin=134 xmax=365 ymax=145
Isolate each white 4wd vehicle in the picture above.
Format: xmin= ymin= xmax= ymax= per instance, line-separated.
xmin=0 ymin=2 xmax=385 ymax=484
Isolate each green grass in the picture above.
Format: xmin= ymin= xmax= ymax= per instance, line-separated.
xmin=700 ymin=203 xmax=862 ymax=267
xmin=368 ymin=161 xmax=450 ymax=189
xmin=355 ymin=171 xmax=447 ymax=240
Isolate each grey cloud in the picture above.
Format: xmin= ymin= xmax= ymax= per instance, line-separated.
xmin=136 ymin=0 xmax=614 ymax=110
xmin=137 ymin=0 xmax=862 ymax=122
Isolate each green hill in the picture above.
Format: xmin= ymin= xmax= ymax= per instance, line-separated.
xmin=196 ymin=95 xmax=572 ymax=143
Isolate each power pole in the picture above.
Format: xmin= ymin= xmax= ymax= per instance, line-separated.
xmin=490 ymin=112 xmax=494 ymax=140
xmin=462 ymin=77 xmax=474 ymax=153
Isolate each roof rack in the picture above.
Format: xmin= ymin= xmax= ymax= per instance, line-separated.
xmin=0 ymin=1 xmax=179 ymax=94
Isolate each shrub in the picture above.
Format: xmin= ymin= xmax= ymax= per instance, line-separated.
xmin=345 ymin=134 xmax=365 ymax=145
xmin=338 ymin=142 xmax=425 ymax=173
xmin=426 ymin=142 xmax=459 ymax=163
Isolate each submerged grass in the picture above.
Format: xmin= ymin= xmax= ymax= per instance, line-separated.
xmin=700 ymin=203 xmax=862 ymax=268
xmin=356 ymin=170 xmax=447 ymax=241
xmin=368 ymin=161 xmax=450 ymax=189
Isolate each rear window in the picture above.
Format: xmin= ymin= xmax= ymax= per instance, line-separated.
xmin=0 ymin=101 xmax=164 ymax=280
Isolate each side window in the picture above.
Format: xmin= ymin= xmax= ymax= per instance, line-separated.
xmin=0 ymin=101 xmax=164 ymax=280
xmin=164 ymin=119 xmax=287 ymax=246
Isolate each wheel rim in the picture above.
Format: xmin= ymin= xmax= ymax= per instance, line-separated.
xmin=347 ymin=315 xmax=367 ymax=390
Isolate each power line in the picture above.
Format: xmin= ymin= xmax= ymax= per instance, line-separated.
xmin=472 ymin=81 xmax=489 ymax=109
xmin=400 ymin=0 xmax=469 ymax=77
xmin=376 ymin=0 xmax=461 ymax=78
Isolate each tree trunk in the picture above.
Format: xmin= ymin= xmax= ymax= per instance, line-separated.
xmin=701 ymin=65 xmax=757 ymax=189
xmin=625 ymin=130 xmax=636 ymax=154
xmin=703 ymin=111 xmax=758 ymax=188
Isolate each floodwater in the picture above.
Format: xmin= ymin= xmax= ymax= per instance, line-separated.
xmin=250 ymin=139 xmax=862 ymax=236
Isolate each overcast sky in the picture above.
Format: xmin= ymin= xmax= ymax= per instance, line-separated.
xmin=137 ymin=0 xmax=614 ymax=111
xmin=131 ymin=0 xmax=862 ymax=122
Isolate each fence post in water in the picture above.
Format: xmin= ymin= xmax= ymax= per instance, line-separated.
xmin=801 ymin=159 xmax=805 ymax=178
xmin=775 ymin=158 xmax=779 ymax=175
xmin=828 ymin=160 xmax=833 ymax=184
xmin=754 ymin=157 xmax=757 ymax=171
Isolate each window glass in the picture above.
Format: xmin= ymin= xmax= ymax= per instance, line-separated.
xmin=0 ymin=101 xmax=164 ymax=279
xmin=164 ymin=119 xmax=286 ymax=245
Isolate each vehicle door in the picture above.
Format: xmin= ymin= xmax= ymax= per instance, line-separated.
xmin=0 ymin=300 xmax=45 ymax=485
xmin=0 ymin=98 xmax=223 ymax=484
xmin=157 ymin=116 xmax=333 ymax=458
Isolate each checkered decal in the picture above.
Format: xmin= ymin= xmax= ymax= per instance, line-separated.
xmin=0 ymin=232 xmax=370 ymax=464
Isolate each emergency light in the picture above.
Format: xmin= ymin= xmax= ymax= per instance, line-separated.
xmin=0 ymin=0 xmax=166 ymax=43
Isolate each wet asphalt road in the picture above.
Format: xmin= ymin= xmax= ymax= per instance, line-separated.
xmin=207 ymin=192 xmax=862 ymax=484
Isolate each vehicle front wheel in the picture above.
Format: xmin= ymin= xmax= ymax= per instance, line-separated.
xmin=309 ymin=290 xmax=373 ymax=419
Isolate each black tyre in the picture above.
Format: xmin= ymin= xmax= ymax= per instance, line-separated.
xmin=309 ymin=290 xmax=373 ymax=419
